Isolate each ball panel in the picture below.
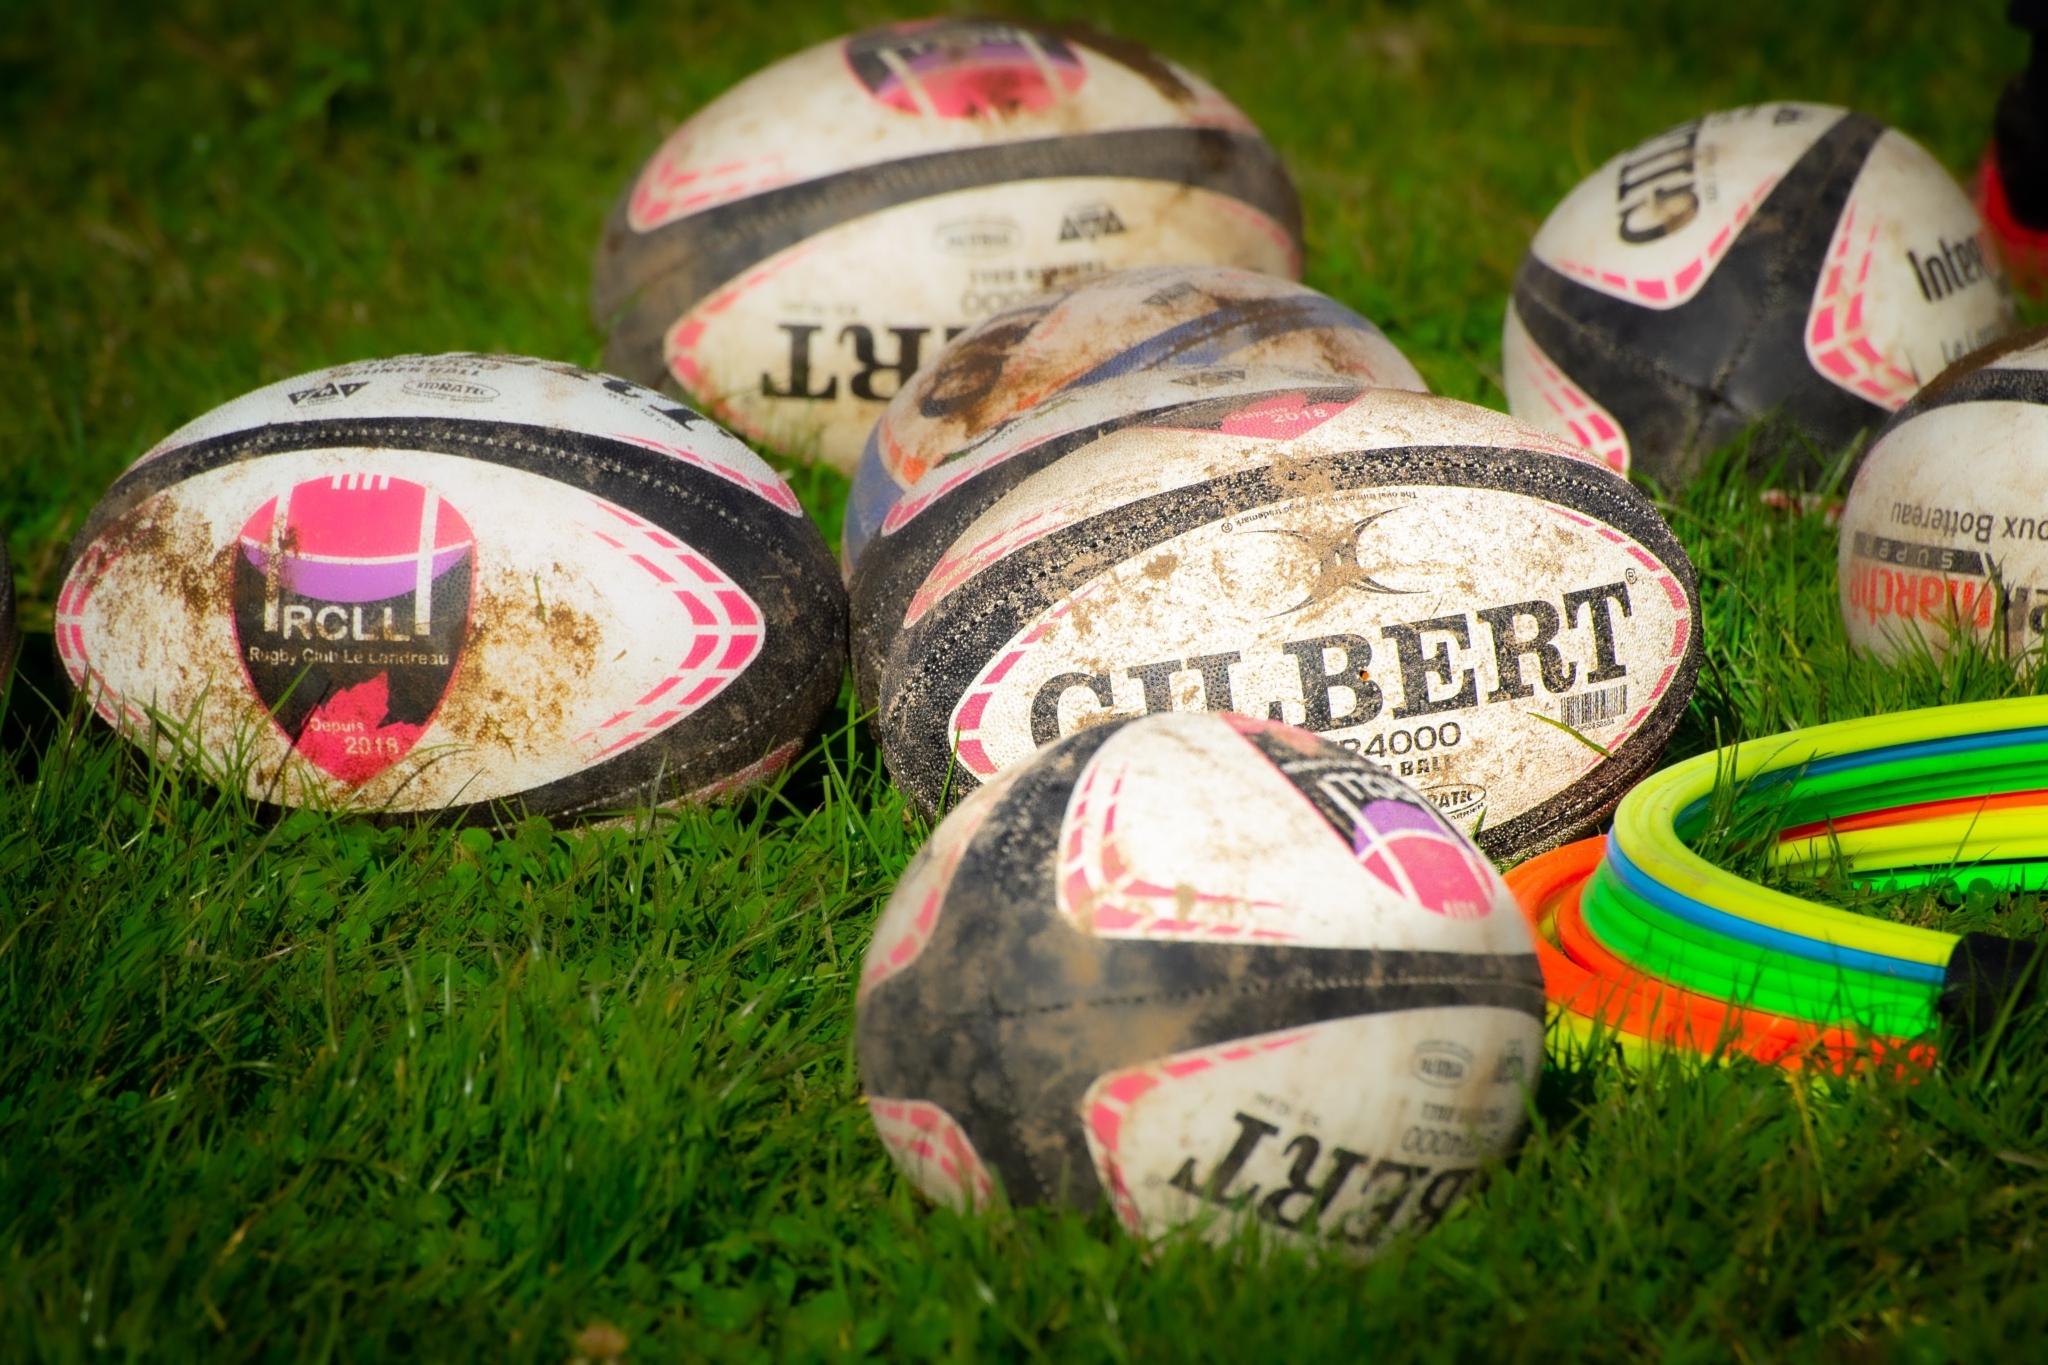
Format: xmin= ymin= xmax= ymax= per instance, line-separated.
xmin=63 ymin=410 xmax=845 ymax=821
xmin=858 ymin=716 xmax=1545 ymax=1213
xmin=594 ymin=127 xmax=1303 ymax=398
xmin=1530 ymin=103 xmax=1842 ymax=309
xmin=1875 ymin=325 xmax=2048 ymax=421
xmin=1802 ymin=131 xmax=2011 ymax=413
xmin=1054 ymin=712 xmax=1526 ymax=955
xmin=1839 ymin=400 xmax=2048 ymax=661
xmin=638 ymin=178 xmax=1299 ymax=472
xmin=129 ymin=356 xmax=800 ymax=514
xmin=1080 ymin=1006 xmax=1539 ymax=1249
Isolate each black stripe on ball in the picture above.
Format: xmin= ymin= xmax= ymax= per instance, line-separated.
xmin=854 ymin=723 xmax=1546 ymax=1211
xmin=1510 ymin=112 xmax=1886 ymax=486
xmin=1882 ymin=353 xmax=2048 ymax=429
xmin=592 ymin=127 xmax=1305 ymax=387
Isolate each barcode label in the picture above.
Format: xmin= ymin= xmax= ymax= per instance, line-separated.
xmin=1560 ymin=683 xmax=1628 ymax=731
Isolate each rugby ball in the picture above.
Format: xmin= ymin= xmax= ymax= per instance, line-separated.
xmin=1506 ymin=102 xmax=2015 ymax=485
xmin=872 ymin=384 xmax=1701 ymax=860
xmin=1839 ymin=326 xmax=2048 ymax=662
xmin=857 ymin=710 xmax=1543 ymax=1253
xmin=843 ymin=265 xmax=1427 ymax=566
xmin=56 ymin=354 xmax=845 ymax=821
xmin=592 ymin=18 xmax=1303 ymax=475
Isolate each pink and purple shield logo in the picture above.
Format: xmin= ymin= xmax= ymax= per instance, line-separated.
xmin=1348 ymin=798 xmax=1493 ymax=919
xmin=843 ymin=21 xmax=1085 ymax=118
xmin=232 ymin=474 xmax=474 ymax=785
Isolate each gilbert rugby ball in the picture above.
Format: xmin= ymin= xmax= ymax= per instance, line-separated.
xmin=1839 ymin=326 xmax=2048 ymax=662
xmin=857 ymin=710 xmax=1542 ymax=1254
xmin=592 ymin=18 xmax=1303 ymax=475
xmin=56 ymin=354 xmax=845 ymax=821
xmin=1506 ymin=102 xmax=2015 ymax=485
xmin=842 ymin=264 xmax=1426 ymax=566
xmin=872 ymin=384 xmax=1702 ymax=860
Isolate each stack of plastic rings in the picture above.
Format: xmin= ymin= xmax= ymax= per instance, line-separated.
xmin=1506 ymin=696 xmax=2048 ymax=1069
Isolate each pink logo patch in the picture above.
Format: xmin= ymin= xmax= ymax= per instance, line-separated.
xmin=1352 ymin=800 xmax=1492 ymax=918
xmin=231 ymin=474 xmax=473 ymax=785
xmin=1208 ymin=392 xmax=1357 ymax=440
xmin=843 ymin=21 xmax=1086 ymax=118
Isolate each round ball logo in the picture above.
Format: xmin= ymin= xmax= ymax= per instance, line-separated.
xmin=843 ymin=21 xmax=1086 ymax=118
xmin=232 ymin=474 xmax=474 ymax=785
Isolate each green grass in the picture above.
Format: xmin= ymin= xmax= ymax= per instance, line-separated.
xmin=7 ymin=0 xmax=2048 ymax=1358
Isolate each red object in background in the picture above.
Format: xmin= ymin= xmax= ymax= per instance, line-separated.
xmin=1975 ymin=149 xmax=2048 ymax=299
xmin=1986 ymin=3 xmax=2048 ymax=298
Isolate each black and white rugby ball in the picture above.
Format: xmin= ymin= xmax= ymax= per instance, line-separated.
xmin=1506 ymin=102 xmax=2014 ymax=485
xmin=1839 ymin=326 xmax=2048 ymax=662
xmin=592 ymin=18 xmax=1303 ymax=474
xmin=56 ymin=354 xmax=846 ymax=821
xmin=857 ymin=710 xmax=1543 ymax=1254
xmin=843 ymin=265 xmax=1425 ymax=565
xmin=871 ymin=384 xmax=1702 ymax=859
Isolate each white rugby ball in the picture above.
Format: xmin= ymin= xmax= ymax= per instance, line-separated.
xmin=858 ymin=710 xmax=1542 ymax=1255
xmin=872 ymin=383 xmax=1702 ymax=859
xmin=842 ymin=264 xmax=1427 ymax=565
xmin=1839 ymin=327 xmax=2048 ymax=662
xmin=1506 ymin=102 xmax=2014 ymax=484
xmin=57 ymin=354 xmax=846 ymax=820
xmin=592 ymin=18 xmax=1303 ymax=475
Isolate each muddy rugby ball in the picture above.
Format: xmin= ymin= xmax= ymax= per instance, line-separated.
xmin=1505 ymin=102 xmax=2014 ymax=485
xmin=55 ymin=354 xmax=845 ymax=821
xmin=1840 ymin=327 xmax=2048 ymax=663
xmin=857 ymin=710 xmax=1543 ymax=1254
xmin=871 ymin=384 xmax=1702 ymax=859
xmin=842 ymin=265 xmax=1426 ymax=566
xmin=591 ymin=17 xmax=1303 ymax=475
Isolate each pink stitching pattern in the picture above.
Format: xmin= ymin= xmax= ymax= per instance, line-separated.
xmin=1549 ymin=175 xmax=1777 ymax=308
xmin=54 ymin=537 xmax=150 ymax=734
xmin=606 ymin=430 xmax=802 ymax=515
xmin=868 ymin=1098 xmax=995 ymax=1212
xmin=661 ymin=244 xmax=818 ymax=434
xmin=945 ymin=586 xmax=1094 ymax=778
xmin=575 ymin=502 xmax=764 ymax=759
xmin=629 ymin=143 xmax=793 ymax=233
xmin=905 ymin=507 xmax=1067 ymax=627
xmin=1805 ymin=203 xmax=1920 ymax=409
xmin=1513 ymin=329 xmax=1631 ymax=473
xmin=1055 ymin=757 xmax=1294 ymax=941
xmin=1081 ymin=1032 xmax=1311 ymax=1233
